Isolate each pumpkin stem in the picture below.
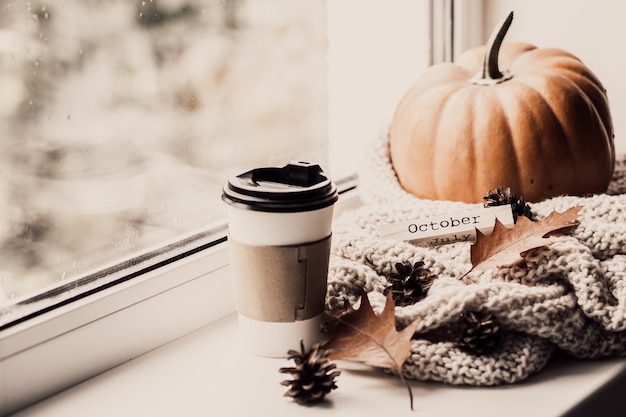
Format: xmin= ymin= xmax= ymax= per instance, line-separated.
xmin=471 ymin=11 xmax=514 ymax=85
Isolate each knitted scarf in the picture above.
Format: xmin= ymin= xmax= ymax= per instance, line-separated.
xmin=325 ymin=132 xmax=626 ymax=385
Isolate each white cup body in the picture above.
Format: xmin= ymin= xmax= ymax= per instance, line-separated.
xmin=226 ymin=205 xmax=333 ymax=245
xmin=226 ymin=204 xmax=334 ymax=357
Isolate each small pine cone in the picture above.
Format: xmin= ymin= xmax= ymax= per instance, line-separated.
xmin=483 ymin=186 xmax=534 ymax=222
xmin=458 ymin=311 xmax=500 ymax=354
xmin=279 ymin=341 xmax=340 ymax=405
xmin=384 ymin=261 xmax=436 ymax=307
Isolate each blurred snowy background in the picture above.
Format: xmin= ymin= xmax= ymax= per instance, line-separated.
xmin=0 ymin=0 xmax=326 ymax=301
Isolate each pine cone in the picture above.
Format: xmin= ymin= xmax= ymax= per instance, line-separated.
xmin=483 ymin=186 xmax=533 ymax=222
xmin=458 ymin=311 xmax=500 ymax=354
xmin=279 ymin=341 xmax=340 ymax=405
xmin=384 ymin=261 xmax=436 ymax=307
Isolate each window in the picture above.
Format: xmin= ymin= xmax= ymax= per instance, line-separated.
xmin=0 ymin=0 xmax=327 ymax=313
xmin=0 ymin=0 xmax=452 ymax=414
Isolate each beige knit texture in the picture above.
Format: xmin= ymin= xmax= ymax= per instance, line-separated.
xmin=325 ymin=132 xmax=626 ymax=385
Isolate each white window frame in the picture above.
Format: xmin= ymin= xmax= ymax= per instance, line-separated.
xmin=0 ymin=1 xmax=483 ymax=414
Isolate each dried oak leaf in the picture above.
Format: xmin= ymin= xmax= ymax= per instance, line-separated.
xmin=469 ymin=205 xmax=582 ymax=272
xmin=323 ymin=292 xmax=418 ymax=409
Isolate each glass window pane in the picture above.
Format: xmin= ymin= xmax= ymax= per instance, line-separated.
xmin=0 ymin=0 xmax=326 ymax=310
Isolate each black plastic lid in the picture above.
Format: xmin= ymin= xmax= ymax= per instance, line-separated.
xmin=222 ymin=161 xmax=338 ymax=213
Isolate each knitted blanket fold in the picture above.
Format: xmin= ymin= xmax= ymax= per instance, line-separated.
xmin=325 ymin=131 xmax=626 ymax=385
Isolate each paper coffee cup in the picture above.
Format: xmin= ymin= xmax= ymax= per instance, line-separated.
xmin=222 ymin=161 xmax=337 ymax=357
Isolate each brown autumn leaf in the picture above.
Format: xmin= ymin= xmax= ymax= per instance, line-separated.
xmin=469 ymin=205 xmax=582 ymax=271
xmin=323 ymin=292 xmax=418 ymax=409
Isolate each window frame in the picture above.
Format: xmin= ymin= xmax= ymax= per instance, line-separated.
xmin=0 ymin=1 xmax=482 ymax=414
xmin=0 ymin=176 xmax=358 ymax=415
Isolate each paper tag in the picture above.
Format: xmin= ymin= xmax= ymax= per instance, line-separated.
xmin=378 ymin=205 xmax=514 ymax=245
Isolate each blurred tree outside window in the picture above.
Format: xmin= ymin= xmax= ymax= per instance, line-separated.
xmin=0 ymin=0 xmax=327 ymax=305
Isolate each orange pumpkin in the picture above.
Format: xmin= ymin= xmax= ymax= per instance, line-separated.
xmin=389 ymin=12 xmax=615 ymax=203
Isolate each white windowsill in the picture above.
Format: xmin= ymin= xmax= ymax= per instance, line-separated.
xmin=5 ymin=184 xmax=626 ymax=416
xmin=0 ymin=181 xmax=359 ymax=415
xmin=13 ymin=311 xmax=626 ymax=417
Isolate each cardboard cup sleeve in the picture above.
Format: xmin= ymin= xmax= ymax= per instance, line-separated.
xmin=229 ymin=235 xmax=331 ymax=323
